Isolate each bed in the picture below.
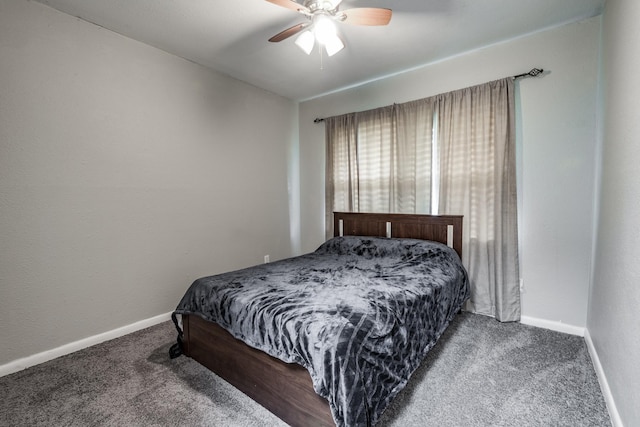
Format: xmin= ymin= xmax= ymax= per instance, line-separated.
xmin=171 ymin=212 xmax=469 ymax=426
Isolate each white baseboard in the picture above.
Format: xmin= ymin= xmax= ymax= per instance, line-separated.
xmin=0 ymin=312 xmax=173 ymax=378
xmin=520 ymin=315 xmax=585 ymax=336
xmin=584 ymin=329 xmax=623 ymax=427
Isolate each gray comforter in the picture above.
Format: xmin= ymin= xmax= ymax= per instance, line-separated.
xmin=173 ymin=236 xmax=469 ymax=426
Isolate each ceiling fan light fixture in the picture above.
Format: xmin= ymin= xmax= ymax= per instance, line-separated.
xmin=323 ymin=33 xmax=344 ymax=56
xmin=313 ymin=14 xmax=344 ymax=56
xmin=295 ymin=30 xmax=315 ymax=55
xmin=313 ymin=14 xmax=337 ymax=45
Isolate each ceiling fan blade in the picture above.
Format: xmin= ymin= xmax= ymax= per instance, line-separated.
xmin=269 ymin=23 xmax=309 ymax=42
xmin=265 ymin=0 xmax=310 ymax=14
xmin=341 ymin=8 xmax=392 ymax=26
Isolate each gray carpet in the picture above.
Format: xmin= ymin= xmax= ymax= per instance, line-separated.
xmin=0 ymin=313 xmax=611 ymax=426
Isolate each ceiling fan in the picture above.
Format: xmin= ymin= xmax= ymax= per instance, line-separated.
xmin=266 ymin=0 xmax=392 ymax=57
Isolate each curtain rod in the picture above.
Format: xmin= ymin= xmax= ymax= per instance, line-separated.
xmin=313 ymin=67 xmax=544 ymax=123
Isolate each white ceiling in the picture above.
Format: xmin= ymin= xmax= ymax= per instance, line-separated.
xmin=34 ymin=0 xmax=604 ymax=101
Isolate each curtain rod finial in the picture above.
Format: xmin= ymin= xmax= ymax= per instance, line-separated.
xmin=513 ymin=67 xmax=545 ymax=79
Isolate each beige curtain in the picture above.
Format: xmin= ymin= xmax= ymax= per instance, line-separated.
xmin=325 ymin=113 xmax=359 ymax=238
xmin=325 ymin=101 xmax=435 ymax=237
xmin=437 ymin=79 xmax=520 ymax=321
xmin=325 ymin=78 xmax=519 ymax=321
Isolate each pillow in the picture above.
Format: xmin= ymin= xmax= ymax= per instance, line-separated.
xmin=315 ymin=235 xmax=447 ymax=260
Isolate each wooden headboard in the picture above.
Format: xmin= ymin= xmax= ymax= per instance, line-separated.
xmin=333 ymin=212 xmax=463 ymax=259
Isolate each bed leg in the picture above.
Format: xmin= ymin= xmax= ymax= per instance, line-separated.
xmin=182 ymin=314 xmax=191 ymax=356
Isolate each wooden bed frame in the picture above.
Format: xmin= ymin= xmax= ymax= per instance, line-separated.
xmin=180 ymin=212 xmax=463 ymax=427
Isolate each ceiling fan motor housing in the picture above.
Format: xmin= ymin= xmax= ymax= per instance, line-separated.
xmin=304 ymin=0 xmax=342 ymax=14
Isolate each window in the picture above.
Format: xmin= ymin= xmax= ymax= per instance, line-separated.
xmin=325 ymin=78 xmax=521 ymax=321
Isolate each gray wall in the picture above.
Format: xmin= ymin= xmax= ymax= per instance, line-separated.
xmin=0 ymin=0 xmax=298 ymax=365
xmin=299 ymin=17 xmax=601 ymax=331
xmin=589 ymin=0 xmax=640 ymax=425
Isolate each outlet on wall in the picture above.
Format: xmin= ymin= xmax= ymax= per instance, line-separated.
xmin=264 ymin=255 xmax=270 ymax=264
